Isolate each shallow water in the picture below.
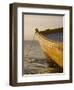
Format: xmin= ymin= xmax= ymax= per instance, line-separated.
xmin=24 ymin=40 xmax=63 ymax=74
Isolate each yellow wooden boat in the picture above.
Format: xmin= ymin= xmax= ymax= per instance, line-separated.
xmin=35 ymin=28 xmax=63 ymax=68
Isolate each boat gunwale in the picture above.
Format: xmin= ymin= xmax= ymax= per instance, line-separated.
xmin=39 ymin=27 xmax=63 ymax=35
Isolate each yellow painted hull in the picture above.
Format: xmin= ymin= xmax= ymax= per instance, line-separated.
xmin=35 ymin=32 xmax=63 ymax=68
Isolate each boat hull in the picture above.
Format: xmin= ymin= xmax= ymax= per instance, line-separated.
xmin=35 ymin=32 xmax=63 ymax=68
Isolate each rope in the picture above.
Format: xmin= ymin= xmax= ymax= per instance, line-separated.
xmin=25 ymin=32 xmax=36 ymax=57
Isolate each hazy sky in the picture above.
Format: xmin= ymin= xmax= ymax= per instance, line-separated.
xmin=24 ymin=14 xmax=63 ymax=40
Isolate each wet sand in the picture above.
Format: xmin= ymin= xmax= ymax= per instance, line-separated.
xmin=24 ymin=40 xmax=63 ymax=74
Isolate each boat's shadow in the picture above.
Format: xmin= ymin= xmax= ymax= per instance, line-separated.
xmin=47 ymin=58 xmax=63 ymax=73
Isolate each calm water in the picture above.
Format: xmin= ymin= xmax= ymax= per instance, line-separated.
xmin=24 ymin=40 xmax=63 ymax=74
